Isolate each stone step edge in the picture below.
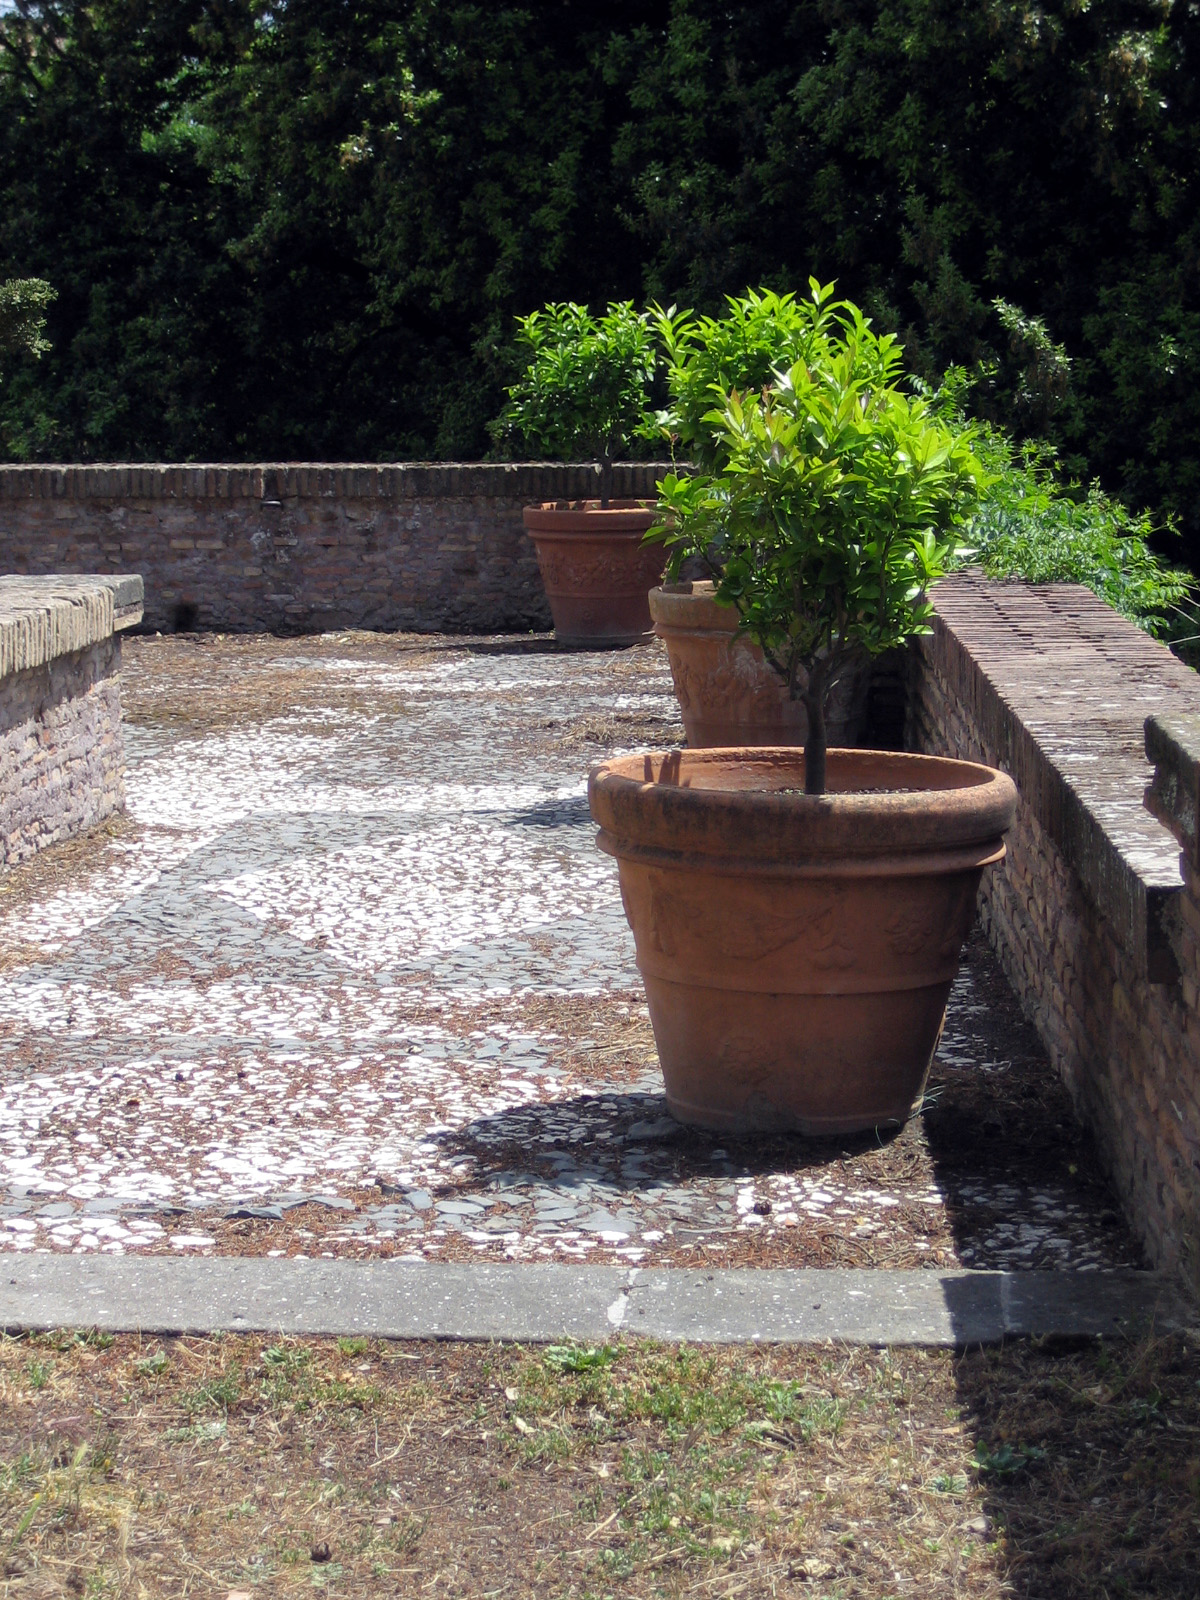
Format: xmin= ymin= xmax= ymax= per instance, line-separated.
xmin=2 ymin=1260 xmax=1192 ymax=1347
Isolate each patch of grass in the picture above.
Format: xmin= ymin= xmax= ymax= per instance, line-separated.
xmin=543 ymin=1343 xmax=620 ymax=1374
xmin=972 ymin=1441 xmax=1046 ymax=1477
xmin=32 ymin=1328 xmax=114 ymax=1353
xmin=181 ymin=1367 xmax=242 ymax=1413
xmin=0 ymin=1330 xmax=1196 ymax=1596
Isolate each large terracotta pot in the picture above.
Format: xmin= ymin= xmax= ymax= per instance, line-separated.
xmin=523 ymin=501 xmax=666 ymax=648
xmin=649 ymin=581 xmax=870 ymax=747
xmin=589 ymin=747 xmax=1017 ymax=1135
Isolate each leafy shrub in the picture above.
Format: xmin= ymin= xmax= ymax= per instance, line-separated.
xmin=654 ymin=286 xmax=896 ymax=471
xmin=924 ymin=369 xmax=1197 ymax=644
xmin=490 ymin=301 xmax=659 ymax=506
xmin=652 ymin=283 xmax=984 ymax=792
xmin=0 ymin=278 xmax=54 ymax=368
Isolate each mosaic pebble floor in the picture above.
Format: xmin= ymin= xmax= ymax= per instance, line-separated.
xmin=0 ymin=632 xmax=1141 ymax=1271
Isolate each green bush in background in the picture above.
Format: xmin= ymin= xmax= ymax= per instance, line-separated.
xmin=968 ymin=433 xmax=1196 ymax=646
xmin=0 ymin=2 xmax=1196 ymax=573
xmin=0 ymin=278 xmax=54 ymax=372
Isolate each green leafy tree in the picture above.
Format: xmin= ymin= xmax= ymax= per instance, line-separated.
xmin=491 ymin=301 xmax=658 ymax=506
xmin=654 ymin=286 xmax=897 ymax=469
xmin=0 ymin=0 xmax=1195 ymax=582
xmin=651 ymin=284 xmax=984 ymax=792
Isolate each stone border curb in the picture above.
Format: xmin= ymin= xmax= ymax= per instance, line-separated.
xmin=2 ymin=1260 xmax=1189 ymax=1346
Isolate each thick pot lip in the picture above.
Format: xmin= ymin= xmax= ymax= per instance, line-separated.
xmin=648 ymin=582 xmax=740 ymax=635
xmin=523 ymin=500 xmax=658 ymax=534
xmin=588 ymin=746 xmax=1018 ymax=867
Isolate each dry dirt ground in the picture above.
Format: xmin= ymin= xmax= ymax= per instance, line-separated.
xmin=1 ymin=1329 xmax=1198 ymax=1600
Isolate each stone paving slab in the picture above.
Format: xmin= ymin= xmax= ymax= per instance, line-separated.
xmin=622 ymin=1268 xmax=1191 ymax=1345
xmin=0 ymin=1256 xmax=1188 ymax=1345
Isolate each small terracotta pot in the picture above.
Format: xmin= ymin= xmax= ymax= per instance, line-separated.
xmin=648 ymin=581 xmax=870 ymax=747
xmin=523 ymin=501 xmax=666 ymax=648
xmin=589 ymin=747 xmax=1017 ymax=1135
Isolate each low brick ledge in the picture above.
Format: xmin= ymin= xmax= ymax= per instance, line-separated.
xmin=1146 ymin=713 xmax=1200 ymax=866
xmin=925 ymin=574 xmax=1200 ymax=979
xmin=0 ymin=575 xmax=144 ymax=677
xmin=0 ymin=461 xmax=675 ymax=502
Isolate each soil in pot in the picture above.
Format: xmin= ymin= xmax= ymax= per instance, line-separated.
xmin=523 ymin=500 xmax=667 ymax=648
xmin=648 ymin=581 xmax=870 ymax=747
xmin=588 ymin=746 xmax=1018 ymax=1136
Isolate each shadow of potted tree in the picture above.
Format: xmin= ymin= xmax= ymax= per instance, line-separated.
xmin=589 ymin=282 xmax=1018 ymax=1135
xmin=492 ymin=301 xmax=668 ymax=648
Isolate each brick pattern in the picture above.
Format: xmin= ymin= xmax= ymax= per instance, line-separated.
xmin=912 ymin=575 xmax=1200 ymax=1289
xmin=0 ymin=637 xmax=125 ymax=865
xmin=0 ymin=462 xmax=671 ymax=635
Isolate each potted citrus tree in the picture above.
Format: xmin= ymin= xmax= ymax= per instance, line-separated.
xmin=647 ymin=285 xmax=883 ymax=745
xmin=588 ymin=285 xmax=1018 ymax=1135
xmin=493 ymin=300 xmax=668 ymax=647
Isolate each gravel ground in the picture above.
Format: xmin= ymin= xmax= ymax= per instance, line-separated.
xmin=0 ymin=631 xmax=1140 ymax=1271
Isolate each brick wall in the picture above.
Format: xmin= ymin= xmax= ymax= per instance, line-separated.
xmin=0 ymin=577 xmax=143 ymax=865
xmin=0 ymin=463 xmax=669 ymax=635
xmin=912 ymin=576 xmax=1200 ymax=1290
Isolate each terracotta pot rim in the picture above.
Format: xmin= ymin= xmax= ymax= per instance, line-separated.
xmin=589 ymin=746 xmax=1018 ymax=864
xmin=526 ymin=498 xmax=655 ymax=512
xmin=649 ymin=582 xmax=742 ymax=637
xmin=523 ymin=501 xmax=658 ymax=537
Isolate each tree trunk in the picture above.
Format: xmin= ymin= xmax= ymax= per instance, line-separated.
xmin=599 ymin=452 xmax=613 ymax=510
xmin=803 ymin=688 xmax=827 ymax=795
xmin=800 ymin=657 xmax=830 ymax=795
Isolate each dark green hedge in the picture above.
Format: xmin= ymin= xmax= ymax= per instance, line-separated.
xmin=1 ymin=2 xmax=1197 ymax=565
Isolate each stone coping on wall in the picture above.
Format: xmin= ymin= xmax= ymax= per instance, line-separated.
xmin=1146 ymin=712 xmax=1200 ymax=866
xmin=0 ymin=574 xmax=144 ymax=677
xmin=926 ymin=573 xmax=1200 ymax=981
xmin=0 ymin=462 xmax=676 ymax=501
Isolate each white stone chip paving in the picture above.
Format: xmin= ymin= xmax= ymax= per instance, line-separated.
xmin=0 ymin=635 xmax=1140 ymax=1270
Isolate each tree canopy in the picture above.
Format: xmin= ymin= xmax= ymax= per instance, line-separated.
xmin=1 ymin=1 xmax=1197 ymax=564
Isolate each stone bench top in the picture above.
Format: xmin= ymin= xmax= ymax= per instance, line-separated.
xmin=930 ymin=573 xmax=1200 ymax=978
xmin=0 ymin=574 xmax=144 ymax=677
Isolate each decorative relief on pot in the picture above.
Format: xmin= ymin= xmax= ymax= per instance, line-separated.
xmin=536 ymin=545 xmax=663 ymax=594
xmin=883 ymin=900 xmax=943 ymax=955
xmin=642 ymin=873 xmax=857 ymax=968
xmin=645 ymin=872 xmax=679 ymax=957
xmin=667 ymin=646 xmax=793 ymax=725
xmin=807 ymin=904 xmax=858 ymax=972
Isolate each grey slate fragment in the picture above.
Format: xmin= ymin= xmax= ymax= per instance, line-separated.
xmin=579 ymin=1209 xmax=638 ymax=1237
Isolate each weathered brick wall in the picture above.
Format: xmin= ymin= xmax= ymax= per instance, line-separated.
xmin=1 ymin=576 xmax=143 ymax=865
xmin=0 ymin=463 xmax=669 ymax=635
xmin=912 ymin=576 xmax=1200 ymax=1289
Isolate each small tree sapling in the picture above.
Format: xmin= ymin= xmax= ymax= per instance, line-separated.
xmin=649 ymin=282 xmax=985 ymax=794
